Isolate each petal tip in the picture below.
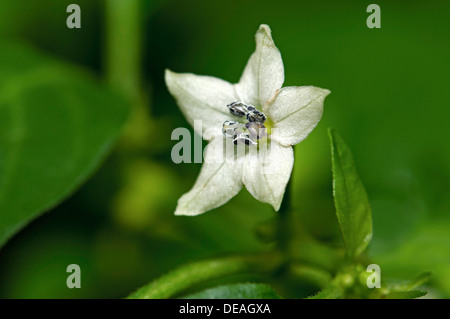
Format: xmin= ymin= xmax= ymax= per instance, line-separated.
xmin=256 ymin=24 xmax=274 ymax=43
xmin=174 ymin=207 xmax=200 ymax=216
xmin=311 ymin=86 xmax=332 ymax=99
xmin=164 ymin=69 xmax=173 ymax=84
xmin=310 ymin=86 xmax=331 ymax=97
xmin=174 ymin=194 xmax=209 ymax=216
xmin=174 ymin=210 xmax=187 ymax=216
xmin=258 ymin=24 xmax=272 ymax=34
xmin=272 ymin=200 xmax=282 ymax=212
xmin=164 ymin=68 xmax=176 ymax=80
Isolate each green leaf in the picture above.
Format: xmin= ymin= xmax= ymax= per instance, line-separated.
xmin=0 ymin=41 xmax=129 ymax=247
xmin=328 ymin=129 xmax=373 ymax=258
xmin=183 ymin=283 xmax=281 ymax=299
xmin=396 ymin=272 xmax=432 ymax=292
xmin=384 ymin=272 xmax=431 ymax=299
xmin=307 ymin=285 xmax=341 ymax=299
xmin=383 ymin=290 xmax=427 ymax=299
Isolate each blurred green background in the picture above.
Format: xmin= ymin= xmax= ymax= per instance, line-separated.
xmin=0 ymin=0 xmax=448 ymax=298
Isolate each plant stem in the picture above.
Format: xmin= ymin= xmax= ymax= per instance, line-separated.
xmin=127 ymin=252 xmax=283 ymax=299
xmin=105 ymin=0 xmax=142 ymax=101
xmin=276 ymin=146 xmax=294 ymax=252
xmin=278 ymin=145 xmax=295 ymax=216
xmin=278 ymin=178 xmax=291 ymax=216
xmin=105 ymin=0 xmax=153 ymax=149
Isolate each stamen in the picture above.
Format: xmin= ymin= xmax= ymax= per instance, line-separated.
xmin=223 ymin=102 xmax=267 ymax=146
xmin=233 ymin=133 xmax=257 ymax=146
xmin=246 ymin=122 xmax=266 ymax=140
xmin=222 ymin=120 xmax=244 ymax=138
xmin=227 ymin=102 xmax=249 ymax=117
xmin=246 ymin=108 xmax=266 ymax=123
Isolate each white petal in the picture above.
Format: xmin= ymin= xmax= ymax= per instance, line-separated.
xmin=165 ymin=69 xmax=237 ymax=137
xmin=242 ymin=141 xmax=293 ymax=211
xmin=268 ymin=86 xmax=330 ymax=146
xmin=234 ymin=24 xmax=284 ymax=109
xmin=174 ymin=137 xmax=242 ymax=216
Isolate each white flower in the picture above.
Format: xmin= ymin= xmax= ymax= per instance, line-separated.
xmin=165 ymin=24 xmax=330 ymax=216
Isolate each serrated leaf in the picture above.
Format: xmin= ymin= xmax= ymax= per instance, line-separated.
xmin=307 ymin=285 xmax=341 ymax=299
xmin=392 ymin=272 xmax=432 ymax=292
xmin=0 ymin=41 xmax=129 ymax=247
xmin=328 ymin=129 xmax=373 ymax=258
xmin=383 ymin=290 xmax=427 ymax=299
xmin=183 ymin=283 xmax=281 ymax=299
xmin=406 ymin=272 xmax=432 ymax=291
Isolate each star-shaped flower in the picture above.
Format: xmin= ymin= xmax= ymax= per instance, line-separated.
xmin=166 ymin=24 xmax=330 ymax=216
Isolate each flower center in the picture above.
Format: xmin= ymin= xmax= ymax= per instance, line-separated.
xmin=222 ymin=102 xmax=268 ymax=146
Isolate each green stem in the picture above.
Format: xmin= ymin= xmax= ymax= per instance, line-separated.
xmin=105 ymin=0 xmax=142 ymax=101
xmin=278 ymin=178 xmax=291 ymax=216
xmin=276 ymin=146 xmax=294 ymax=251
xmin=278 ymin=144 xmax=295 ymax=216
xmin=105 ymin=0 xmax=153 ymax=148
xmin=127 ymin=252 xmax=283 ymax=299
